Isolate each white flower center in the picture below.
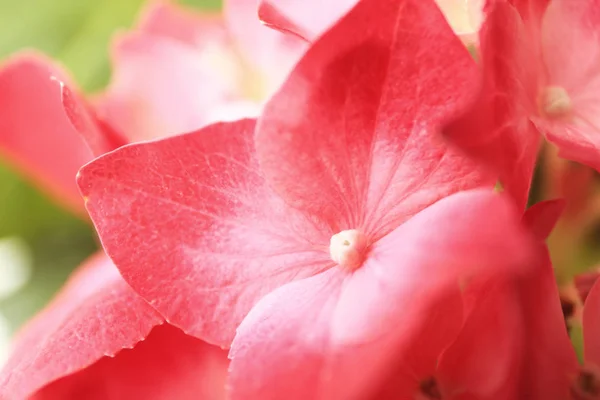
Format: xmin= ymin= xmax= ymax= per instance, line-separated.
xmin=539 ymin=86 xmax=572 ymax=119
xmin=329 ymin=229 xmax=368 ymax=271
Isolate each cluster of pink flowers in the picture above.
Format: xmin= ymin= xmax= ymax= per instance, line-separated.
xmin=0 ymin=0 xmax=599 ymax=398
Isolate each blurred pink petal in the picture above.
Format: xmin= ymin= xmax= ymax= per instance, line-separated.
xmin=0 ymin=54 xmax=94 ymax=214
xmin=0 ymin=252 xmax=227 ymax=400
xmin=97 ymin=1 xmax=305 ymax=141
xmin=445 ymin=0 xmax=600 ymax=209
xmin=258 ymin=0 xmax=483 ymax=42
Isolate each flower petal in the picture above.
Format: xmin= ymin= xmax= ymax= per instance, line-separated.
xmin=522 ymin=199 xmax=566 ymax=240
xmin=518 ymin=249 xmax=577 ymax=398
xmin=258 ymin=0 xmax=484 ymax=43
xmin=256 ymin=0 xmax=491 ymax=237
xmin=78 ymin=119 xmax=332 ymax=347
xmin=229 ymin=189 xmax=536 ymax=399
xmin=97 ymin=30 xmax=237 ymax=141
xmin=97 ymin=2 xmax=264 ymax=141
xmin=0 ymin=252 xmax=163 ymax=399
xmin=443 ymin=1 xmax=541 ymax=210
xmin=583 ymin=275 xmax=600 ymax=366
xmin=436 ymin=279 xmax=525 ymax=399
xmin=258 ymin=0 xmax=357 ymax=42
xmin=31 ymin=324 xmax=228 ymax=400
xmin=0 ymin=53 xmax=94 ymax=214
xmin=61 ymin=83 xmax=126 ymax=156
xmin=224 ymin=0 xmax=307 ymax=93
xmin=535 ymin=0 xmax=600 ymax=172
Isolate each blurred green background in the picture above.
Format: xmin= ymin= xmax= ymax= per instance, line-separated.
xmin=0 ymin=0 xmax=220 ymax=337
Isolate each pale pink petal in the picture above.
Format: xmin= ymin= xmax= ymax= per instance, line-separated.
xmin=97 ymin=31 xmax=242 ymax=141
xmin=225 ymin=0 xmax=307 ymax=94
xmin=138 ymin=2 xmax=226 ymax=47
xmin=258 ymin=0 xmax=358 ymax=42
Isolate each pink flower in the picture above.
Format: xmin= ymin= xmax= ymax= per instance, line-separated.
xmin=444 ymin=0 xmax=600 ymax=210
xmin=0 ymin=1 xmax=297 ymax=397
xmin=78 ymin=0 xmax=536 ymax=397
xmin=95 ymin=0 xmax=306 ymax=141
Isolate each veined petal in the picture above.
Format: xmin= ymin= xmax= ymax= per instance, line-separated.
xmin=256 ymin=0 xmax=490 ymax=238
xmin=0 ymin=252 xmax=163 ymax=399
xmin=229 ymin=189 xmax=535 ymax=399
xmin=78 ymin=119 xmax=332 ymax=347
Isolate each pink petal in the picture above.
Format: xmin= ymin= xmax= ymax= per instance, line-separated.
xmin=61 ymin=84 xmax=126 ymax=156
xmin=534 ymin=0 xmax=600 ymax=172
xmin=31 ymin=324 xmax=228 ymax=400
xmin=584 ymin=276 xmax=600 ymax=366
xmin=518 ymin=249 xmax=578 ymax=398
xmin=258 ymin=0 xmax=357 ymax=42
xmin=137 ymin=2 xmax=226 ymax=47
xmin=0 ymin=53 xmax=94 ymax=214
xmin=0 ymin=252 xmax=163 ymax=399
xmin=78 ymin=119 xmax=333 ymax=347
xmin=256 ymin=0 xmax=491 ymax=238
xmin=443 ymin=1 xmax=541 ymax=210
xmin=437 ymin=279 xmax=525 ymax=399
xmin=96 ymin=29 xmax=239 ymax=141
xmin=522 ymin=199 xmax=566 ymax=240
xmin=224 ymin=0 xmax=307 ymax=92
xmin=371 ymin=289 xmax=464 ymax=399
xmin=229 ymin=189 xmax=536 ymax=399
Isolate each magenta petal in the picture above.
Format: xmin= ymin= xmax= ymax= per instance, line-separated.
xmin=78 ymin=119 xmax=333 ymax=347
xmin=0 ymin=252 xmax=163 ymax=399
xmin=0 ymin=53 xmax=94 ymax=214
xmin=256 ymin=0 xmax=491 ymax=237
xmin=31 ymin=324 xmax=228 ymax=400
